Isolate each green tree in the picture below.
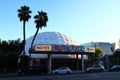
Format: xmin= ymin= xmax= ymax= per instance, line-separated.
xmin=95 ymin=47 xmax=103 ymax=57
xmin=88 ymin=47 xmax=103 ymax=65
xmin=17 ymin=5 xmax=32 ymax=55
xmin=0 ymin=39 xmax=23 ymax=72
xmin=30 ymin=11 xmax=48 ymax=53
xmin=88 ymin=47 xmax=103 ymax=60
xmin=0 ymin=41 xmax=8 ymax=56
xmin=107 ymin=49 xmax=120 ymax=67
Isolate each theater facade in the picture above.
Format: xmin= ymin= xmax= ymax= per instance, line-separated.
xmin=24 ymin=32 xmax=95 ymax=73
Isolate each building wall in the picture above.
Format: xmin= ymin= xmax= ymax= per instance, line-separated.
xmin=81 ymin=42 xmax=114 ymax=55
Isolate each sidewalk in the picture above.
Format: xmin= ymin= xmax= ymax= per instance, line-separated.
xmin=0 ymin=73 xmax=17 ymax=77
xmin=0 ymin=71 xmax=85 ymax=77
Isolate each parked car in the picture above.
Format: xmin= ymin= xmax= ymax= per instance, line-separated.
xmin=109 ymin=65 xmax=120 ymax=71
xmin=18 ymin=65 xmax=48 ymax=75
xmin=51 ymin=67 xmax=72 ymax=74
xmin=86 ymin=65 xmax=105 ymax=73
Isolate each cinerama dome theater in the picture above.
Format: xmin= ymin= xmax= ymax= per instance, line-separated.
xmin=25 ymin=31 xmax=79 ymax=58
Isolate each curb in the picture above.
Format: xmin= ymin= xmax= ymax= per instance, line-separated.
xmin=0 ymin=71 xmax=85 ymax=77
xmin=72 ymin=71 xmax=85 ymax=74
xmin=0 ymin=73 xmax=17 ymax=77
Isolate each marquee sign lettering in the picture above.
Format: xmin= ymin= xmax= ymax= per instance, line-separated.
xmin=35 ymin=45 xmax=52 ymax=51
xmin=34 ymin=45 xmax=95 ymax=53
xmin=85 ymin=47 xmax=95 ymax=53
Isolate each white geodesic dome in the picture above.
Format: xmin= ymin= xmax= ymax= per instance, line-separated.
xmin=25 ymin=32 xmax=79 ymax=58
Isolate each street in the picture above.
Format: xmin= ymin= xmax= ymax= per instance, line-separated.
xmin=0 ymin=71 xmax=120 ymax=80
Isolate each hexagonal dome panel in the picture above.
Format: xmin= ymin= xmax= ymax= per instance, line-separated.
xmin=25 ymin=32 xmax=79 ymax=58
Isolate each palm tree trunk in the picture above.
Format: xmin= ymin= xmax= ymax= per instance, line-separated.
xmin=30 ymin=27 xmax=40 ymax=55
xmin=23 ymin=21 xmax=26 ymax=55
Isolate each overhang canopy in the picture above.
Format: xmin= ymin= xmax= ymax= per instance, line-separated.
xmin=30 ymin=44 xmax=95 ymax=55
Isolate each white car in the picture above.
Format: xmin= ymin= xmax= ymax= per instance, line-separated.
xmin=86 ymin=65 xmax=105 ymax=73
xmin=51 ymin=67 xmax=72 ymax=74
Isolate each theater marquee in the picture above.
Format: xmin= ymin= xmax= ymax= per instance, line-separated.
xmin=34 ymin=44 xmax=95 ymax=53
xmin=35 ymin=45 xmax=52 ymax=51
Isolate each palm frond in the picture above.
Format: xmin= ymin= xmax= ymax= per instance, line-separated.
xmin=17 ymin=5 xmax=32 ymax=22
xmin=34 ymin=10 xmax=48 ymax=28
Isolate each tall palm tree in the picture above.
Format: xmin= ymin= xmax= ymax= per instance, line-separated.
xmin=30 ymin=11 xmax=48 ymax=54
xmin=17 ymin=5 xmax=32 ymax=55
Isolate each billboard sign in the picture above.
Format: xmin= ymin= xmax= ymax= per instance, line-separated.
xmin=58 ymin=45 xmax=69 ymax=52
xmin=69 ymin=45 xmax=76 ymax=52
xmin=34 ymin=45 xmax=95 ymax=53
xmin=80 ymin=46 xmax=85 ymax=52
xmin=85 ymin=47 xmax=95 ymax=53
xmin=35 ymin=45 xmax=52 ymax=51
xmin=52 ymin=45 xmax=59 ymax=51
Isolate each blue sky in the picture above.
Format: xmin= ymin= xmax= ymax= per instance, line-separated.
xmin=0 ymin=0 xmax=120 ymax=48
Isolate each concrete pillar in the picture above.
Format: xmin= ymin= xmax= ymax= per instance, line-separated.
xmin=81 ymin=54 xmax=84 ymax=71
xmin=30 ymin=58 xmax=33 ymax=66
xmin=76 ymin=54 xmax=79 ymax=70
xmin=48 ymin=53 xmax=52 ymax=74
xmin=105 ymin=54 xmax=109 ymax=70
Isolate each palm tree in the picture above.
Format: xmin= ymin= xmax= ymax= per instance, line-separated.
xmin=17 ymin=5 xmax=32 ymax=55
xmin=30 ymin=11 xmax=48 ymax=54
